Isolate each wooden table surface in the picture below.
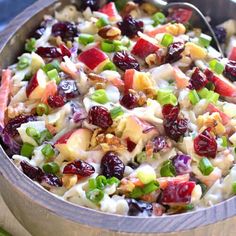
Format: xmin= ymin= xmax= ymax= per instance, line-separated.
xmin=0 ymin=194 xmax=31 ymax=236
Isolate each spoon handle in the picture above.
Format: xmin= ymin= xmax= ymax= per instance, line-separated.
xmin=146 ymin=0 xmax=167 ymax=8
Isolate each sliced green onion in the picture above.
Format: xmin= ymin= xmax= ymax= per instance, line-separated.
xmin=79 ymin=34 xmax=95 ymax=45
xmin=207 ymin=91 xmax=219 ymax=104
xmin=96 ymin=17 xmax=110 ymax=28
xmin=0 ymin=227 xmax=12 ymax=236
xmin=43 ymin=60 xmax=61 ymax=73
xmin=157 ymin=89 xmax=178 ymax=106
xmin=198 ymin=157 xmax=214 ymax=176
xmin=199 ymin=183 xmax=207 ymax=196
xmin=185 ymin=204 xmax=194 ymax=211
xmin=107 ymin=177 xmax=120 ymax=186
xmin=114 ymin=0 xmax=127 ymax=11
xmin=25 ymin=38 xmax=36 ymax=52
xmin=38 ymin=130 xmax=53 ymax=144
xmin=86 ymin=188 xmax=104 ymax=204
xmin=26 ymin=127 xmax=40 ymax=139
xmin=161 ymin=34 xmax=174 ymax=47
xmin=160 ymin=160 xmax=176 ymax=177
xmin=205 ymin=82 xmax=215 ymax=91
xmin=110 ymin=106 xmax=124 ymax=119
xmin=115 ymin=45 xmax=128 ymax=52
xmin=101 ymin=41 xmax=115 ymax=52
xmin=129 ymin=187 xmax=143 ymax=198
xmin=188 ymin=90 xmax=200 ymax=105
xmin=88 ymin=178 xmax=97 ymax=190
xmin=96 ymin=175 xmax=107 ymax=189
xmin=221 ymin=136 xmax=228 ymax=147
xmin=36 ymin=103 xmax=49 ymax=116
xmin=20 ymin=143 xmax=34 ymax=158
xmin=152 ymin=12 xmax=166 ymax=26
xmin=42 ymin=162 xmax=60 ymax=174
xmin=198 ymin=87 xmax=209 ymax=98
xmin=232 ymin=181 xmax=236 ymax=194
xmin=17 ymin=57 xmax=30 ymax=70
xmin=198 ymin=33 xmax=212 ymax=48
xmin=135 ymin=152 xmax=147 ymax=164
xmin=142 ymin=181 xmax=159 ymax=195
xmin=103 ymin=61 xmax=117 ymax=71
xmin=41 ymin=144 xmax=55 ymax=160
xmin=47 ymin=69 xmax=60 ymax=84
xmin=91 ymin=89 xmax=109 ymax=104
xmin=209 ymin=59 xmax=225 ymax=74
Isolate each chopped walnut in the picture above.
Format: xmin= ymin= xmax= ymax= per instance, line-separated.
xmin=121 ymin=1 xmax=138 ymax=17
xmin=62 ymin=174 xmax=78 ymax=189
xmin=98 ymin=25 xmax=121 ymax=40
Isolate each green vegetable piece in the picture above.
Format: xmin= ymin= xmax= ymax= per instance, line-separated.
xmin=41 ymin=144 xmax=55 ymax=160
xmin=107 ymin=177 xmax=120 ymax=186
xmin=88 ymin=178 xmax=97 ymax=190
xmin=129 ymin=187 xmax=143 ymax=198
xmin=17 ymin=57 xmax=30 ymax=70
xmin=188 ymin=90 xmax=200 ymax=105
xmin=101 ymin=41 xmax=115 ymax=52
xmin=38 ymin=129 xmax=53 ymax=145
xmin=198 ymin=87 xmax=209 ymax=98
xmin=209 ymin=59 xmax=225 ymax=74
xmin=20 ymin=143 xmax=34 ymax=158
xmin=96 ymin=17 xmax=110 ymax=28
xmin=110 ymin=106 xmax=124 ymax=119
xmin=160 ymin=160 xmax=176 ymax=177
xmin=43 ymin=162 xmax=60 ymax=174
xmin=43 ymin=60 xmax=61 ymax=73
xmin=79 ymin=34 xmax=95 ymax=45
xmin=86 ymin=188 xmax=104 ymax=204
xmin=157 ymin=89 xmax=178 ymax=106
xmin=91 ymin=89 xmax=109 ymax=104
xmin=232 ymin=181 xmax=236 ymax=194
xmin=142 ymin=181 xmax=159 ymax=195
xmin=198 ymin=157 xmax=214 ymax=176
xmin=103 ymin=61 xmax=117 ymax=71
xmin=36 ymin=103 xmax=49 ymax=116
xmin=152 ymin=12 xmax=166 ymax=26
xmin=0 ymin=227 xmax=12 ymax=236
xmin=25 ymin=38 xmax=36 ymax=52
xmin=26 ymin=127 xmax=40 ymax=140
xmin=198 ymin=33 xmax=212 ymax=48
xmin=47 ymin=69 xmax=60 ymax=84
xmin=135 ymin=152 xmax=147 ymax=164
xmin=161 ymin=34 xmax=174 ymax=47
xmin=96 ymin=175 xmax=107 ymax=189
xmin=221 ymin=136 xmax=228 ymax=147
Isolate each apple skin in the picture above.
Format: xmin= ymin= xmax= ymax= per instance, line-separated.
xmin=131 ymin=38 xmax=160 ymax=59
xmin=121 ymin=116 xmax=158 ymax=144
xmin=55 ymin=128 xmax=92 ymax=160
xmin=124 ymin=69 xmax=135 ymax=93
xmin=229 ymin=47 xmax=236 ymax=61
xmin=26 ymin=69 xmax=48 ymax=99
xmin=78 ymin=48 xmax=108 ymax=71
xmin=99 ymin=2 xmax=120 ymax=21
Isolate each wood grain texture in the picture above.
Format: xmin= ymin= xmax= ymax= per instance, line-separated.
xmin=0 ymin=0 xmax=236 ymax=235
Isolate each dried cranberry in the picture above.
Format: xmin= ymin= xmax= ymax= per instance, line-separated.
xmin=165 ymin=42 xmax=185 ymax=64
xmin=88 ymin=106 xmax=113 ymax=129
xmin=164 ymin=118 xmax=188 ymax=142
xmin=3 ymin=115 xmax=36 ymax=137
xmin=52 ymin=22 xmax=79 ymax=42
xmin=47 ymin=95 xmax=66 ymax=108
xmin=171 ymin=154 xmax=192 ymax=175
xmin=189 ymin=68 xmax=208 ymax=90
xmin=20 ymin=161 xmax=44 ymax=181
xmin=36 ymin=47 xmax=62 ymax=58
xmin=33 ymin=27 xmax=45 ymax=39
xmin=101 ymin=152 xmax=125 ymax=179
xmin=60 ymin=44 xmax=71 ymax=57
xmin=120 ymin=93 xmax=138 ymax=110
xmin=161 ymin=181 xmax=195 ymax=205
xmin=152 ymin=136 xmax=168 ymax=152
xmin=223 ymin=60 xmax=236 ymax=82
xmin=162 ymin=104 xmax=179 ymax=121
xmin=194 ymin=128 xmax=217 ymax=158
xmin=117 ymin=15 xmax=144 ymax=38
xmin=41 ymin=174 xmax=62 ymax=187
xmin=58 ymin=80 xmax=80 ymax=99
xmin=80 ymin=0 xmax=100 ymax=11
xmin=126 ymin=138 xmax=137 ymax=152
xmin=214 ymin=27 xmax=227 ymax=44
xmin=63 ymin=160 xmax=95 ymax=178
xmin=113 ymin=51 xmax=140 ymax=71
xmin=127 ymin=199 xmax=153 ymax=216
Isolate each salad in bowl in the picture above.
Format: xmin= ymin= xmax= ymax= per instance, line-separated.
xmin=1 ymin=0 xmax=236 ymax=217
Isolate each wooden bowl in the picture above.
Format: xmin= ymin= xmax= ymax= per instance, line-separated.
xmin=0 ymin=1 xmax=236 ymax=235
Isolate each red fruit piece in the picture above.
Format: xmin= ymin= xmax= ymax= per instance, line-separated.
xmin=229 ymin=47 xmax=236 ymax=61
xmin=120 ymin=93 xmax=138 ymax=110
xmin=194 ymin=128 xmax=217 ymax=158
xmin=36 ymin=47 xmax=62 ymax=58
xmin=99 ymin=2 xmax=119 ymax=20
xmin=55 ymin=130 xmax=75 ymax=144
xmin=161 ymin=181 xmax=195 ymax=205
xmin=205 ymin=68 xmax=236 ymax=97
xmin=78 ymin=48 xmax=108 ymax=70
xmin=88 ymin=106 xmax=113 ymax=129
xmin=47 ymin=95 xmax=66 ymax=108
xmin=131 ymin=38 xmax=159 ymax=59
xmin=63 ymin=160 xmax=95 ymax=178
xmin=168 ymin=8 xmax=193 ymax=24
xmin=189 ymin=68 xmax=208 ymax=90
xmin=126 ymin=138 xmax=137 ymax=152
xmin=206 ymin=103 xmax=230 ymax=125
xmin=113 ymin=51 xmax=140 ymax=71
xmin=60 ymin=44 xmax=71 ymax=57
xmin=123 ymin=69 xmax=135 ymax=93
xmin=162 ymin=104 xmax=179 ymax=121
xmin=223 ymin=60 xmax=236 ymax=82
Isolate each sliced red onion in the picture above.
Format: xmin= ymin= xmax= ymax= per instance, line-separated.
xmin=73 ymin=108 xmax=88 ymax=123
xmin=171 ymin=154 xmax=192 ymax=175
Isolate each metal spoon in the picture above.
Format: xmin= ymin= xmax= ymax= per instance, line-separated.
xmin=146 ymin=0 xmax=224 ymax=55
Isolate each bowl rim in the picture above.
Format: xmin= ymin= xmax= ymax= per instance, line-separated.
xmin=0 ymin=0 xmax=236 ymax=233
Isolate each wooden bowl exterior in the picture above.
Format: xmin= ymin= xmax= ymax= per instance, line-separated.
xmin=0 ymin=1 xmax=236 ymax=235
